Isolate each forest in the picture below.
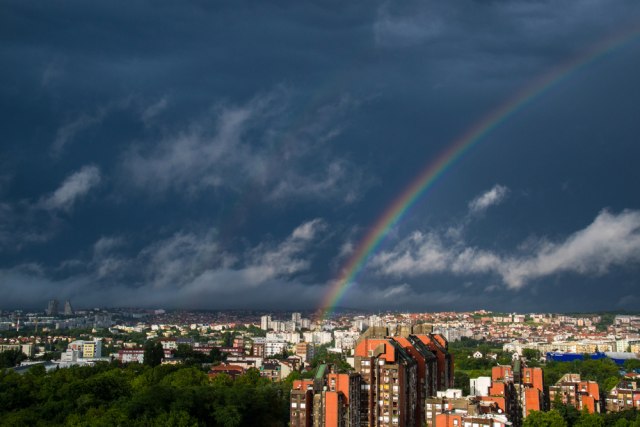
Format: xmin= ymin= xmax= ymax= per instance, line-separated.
xmin=0 ymin=362 xmax=291 ymax=427
xmin=524 ymin=407 xmax=640 ymax=427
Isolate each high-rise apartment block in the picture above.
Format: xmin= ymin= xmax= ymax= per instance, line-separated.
xmin=521 ymin=366 xmax=544 ymax=415
xmin=291 ymin=326 xmax=454 ymax=427
xmin=261 ymin=315 xmax=272 ymax=330
xmin=293 ymin=312 xmax=302 ymax=325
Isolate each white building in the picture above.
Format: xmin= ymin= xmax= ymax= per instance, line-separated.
xmin=66 ymin=339 xmax=102 ymax=359
xmin=470 ymin=376 xmax=492 ymax=396
xmin=265 ymin=341 xmax=288 ymax=357
xmin=352 ymin=317 xmax=368 ymax=332
xmin=271 ymin=320 xmax=285 ymax=332
xmin=334 ymin=330 xmax=360 ymax=350
xmin=266 ymin=332 xmax=300 ymax=344
xmin=160 ymin=338 xmax=178 ymax=351
xmin=118 ymin=349 xmax=145 ymax=364
xmin=302 ymin=331 xmax=332 ymax=346
xmin=260 ymin=315 xmax=271 ymax=331
xmin=292 ymin=312 xmax=301 ymax=325
xmin=436 ymin=389 xmax=463 ymax=399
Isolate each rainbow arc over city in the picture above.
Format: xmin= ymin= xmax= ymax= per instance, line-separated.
xmin=319 ymin=25 xmax=640 ymax=318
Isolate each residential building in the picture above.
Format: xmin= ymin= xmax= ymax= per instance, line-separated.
xmin=260 ymin=360 xmax=282 ymax=381
xmin=296 ymin=342 xmax=315 ymax=363
xmin=208 ymin=364 xmax=246 ymax=380
xmin=0 ymin=343 xmax=35 ymax=357
xmin=425 ymin=390 xmax=513 ymax=427
xmin=117 ymin=349 xmax=145 ymax=363
xmin=520 ymin=366 xmax=544 ymax=415
xmin=412 ymin=333 xmax=454 ymax=391
xmin=292 ymin=312 xmax=302 ymax=326
xmin=159 ymin=337 xmax=178 ymax=351
xmin=549 ymin=374 xmax=600 ymax=413
xmin=354 ymin=331 xmax=419 ymax=427
xmin=67 ymin=339 xmax=102 ymax=359
xmin=265 ymin=341 xmax=288 ymax=357
xmin=290 ymin=326 xmax=453 ymax=427
xmin=606 ymin=380 xmax=640 ymax=412
xmin=470 ymin=377 xmax=492 ymax=397
xmin=290 ymin=364 xmax=361 ymax=427
xmin=480 ymin=365 xmax=520 ymax=427
xmin=261 ymin=315 xmax=271 ymax=331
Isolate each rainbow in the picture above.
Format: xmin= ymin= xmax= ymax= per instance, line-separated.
xmin=319 ymin=25 xmax=640 ymax=318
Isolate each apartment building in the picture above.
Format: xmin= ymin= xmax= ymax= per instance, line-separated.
xmin=66 ymin=339 xmax=102 ymax=359
xmin=290 ymin=326 xmax=454 ymax=427
xmin=549 ymin=374 xmax=600 ymax=413
xmin=354 ymin=335 xmax=418 ymax=427
xmin=606 ymin=380 xmax=640 ymax=412
xmin=425 ymin=391 xmax=511 ymax=427
xmin=290 ymin=365 xmax=361 ymax=427
xmin=296 ymin=341 xmax=315 ymax=362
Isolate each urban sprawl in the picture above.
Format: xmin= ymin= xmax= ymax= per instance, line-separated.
xmin=1 ymin=302 xmax=640 ymax=426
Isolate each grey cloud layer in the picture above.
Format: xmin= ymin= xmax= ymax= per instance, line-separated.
xmin=0 ymin=219 xmax=327 ymax=309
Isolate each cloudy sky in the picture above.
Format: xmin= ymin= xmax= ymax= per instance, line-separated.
xmin=2 ymin=1 xmax=640 ymax=312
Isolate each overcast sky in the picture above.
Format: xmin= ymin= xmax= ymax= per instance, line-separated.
xmin=2 ymin=1 xmax=640 ymax=312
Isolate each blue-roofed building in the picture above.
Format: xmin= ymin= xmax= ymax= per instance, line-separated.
xmin=546 ymin=351 xmax=639 ymax=366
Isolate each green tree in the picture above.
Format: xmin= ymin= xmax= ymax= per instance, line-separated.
xmin=454 ymin=371 xmax=470 ymax=395
xmin=604 ymin=376 xmax=621 ymax=392
xmin=0 ymin=349 xmax=26 ymax=369
xmin=524 ymin=410 xmax=568 ymax=427
xmin=523 ymin=348 xmax=542 ymax=361
xmin=554 ymin=397 xmax=581 ymax=427
xmin=210 ymin=347 xmax=226 ymax=363
xmin=574 ymin=410 xmax=604 ymax=427
xmin=623 ymin=359 xmax=640 ymax=371
xmin=144 ymin=340 xmax=165 ymax=367
xmin=222 ymin=331 xmax=235 ymax=347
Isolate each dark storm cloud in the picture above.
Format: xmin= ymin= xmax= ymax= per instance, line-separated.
xmin=1 ymin=0 xmax=640 ymax=311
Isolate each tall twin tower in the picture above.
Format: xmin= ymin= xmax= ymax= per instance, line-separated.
xmin=45 ymin=299 xmax=74 ymax=316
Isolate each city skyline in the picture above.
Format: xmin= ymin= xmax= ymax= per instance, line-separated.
xmin=2 ymin=1 xmax=640 ymax=312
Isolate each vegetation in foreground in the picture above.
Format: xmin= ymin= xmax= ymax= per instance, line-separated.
xmin=0 ymin=362 xmax=291 ymax=427
xmin=524 ymin=407 xmax=640 ymax=427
